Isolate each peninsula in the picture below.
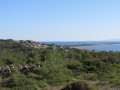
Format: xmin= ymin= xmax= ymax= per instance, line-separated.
xmin=62 ymin=42 xmax=120 ymax=48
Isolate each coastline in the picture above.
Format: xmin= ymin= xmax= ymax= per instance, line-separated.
xmin=63 ymin=42 xmax=120 ymax=48
xmin=60 ymin=42 xmax=120 ymax=52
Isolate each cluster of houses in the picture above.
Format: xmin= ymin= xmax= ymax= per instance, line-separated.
xmin=0 ymin=63 xmax=42 ymax=78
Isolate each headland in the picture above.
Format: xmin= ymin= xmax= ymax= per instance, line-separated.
xmin=62 ymin=42 xmax=120 ymax=48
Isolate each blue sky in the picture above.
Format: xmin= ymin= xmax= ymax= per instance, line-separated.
xmin=0 ymin=0 xmax=120 ymax=41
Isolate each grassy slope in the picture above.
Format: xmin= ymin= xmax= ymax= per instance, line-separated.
xmin=0 ymin=39 xmax=120 ymax=89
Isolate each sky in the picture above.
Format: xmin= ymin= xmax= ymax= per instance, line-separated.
xmin=0 ymin=0 xmax=120 ymax=41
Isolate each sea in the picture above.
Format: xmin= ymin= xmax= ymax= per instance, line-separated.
xmin=39 ymin=41 xmax=120 ymax=52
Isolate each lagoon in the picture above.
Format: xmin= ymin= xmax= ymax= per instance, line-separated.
xmin=75 ymin=44 xmax=120 ymax=52
xmin=40 ymin=41 xmax=120 ymax=52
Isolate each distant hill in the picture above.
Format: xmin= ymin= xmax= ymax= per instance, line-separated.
xmin=0 ymin=39 xmax=49 ymax=49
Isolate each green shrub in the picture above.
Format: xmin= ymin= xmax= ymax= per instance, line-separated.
xmin=1 ymin=70 xmax=39 ymax=89
xmin=109 ymin=78 xmax=120 ymax=87
xmin=27 ymin=72 xmax=41 ymax=80
xmin=67 ymin=77 xmax=79 ymax=83
xmin=96 ymin=81 xmax=110 ymax=86
xmin=61 ymin=81 xmax=93 ymax=90
xmin=40 ymin=49 xmax=72 ymax=85
xmin=38 ymin=80 xmax=49 ymax=87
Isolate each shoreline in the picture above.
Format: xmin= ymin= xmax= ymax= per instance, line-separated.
xmin=60 ymin=42 xmax=120 ymax=52
xmin=62 ymin=42 xmax=120 ymax=48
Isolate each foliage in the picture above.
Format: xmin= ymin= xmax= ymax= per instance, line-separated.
xmin=40 ymin=49 xmax=72 ymax=85
xmin=61 ymin=81 xmax=93 ymax=90
xmin=0 ymin=39 xmax=120 ymax=89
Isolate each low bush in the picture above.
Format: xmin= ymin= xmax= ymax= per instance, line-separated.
xmin=61 ymin=81 xmax=92 ymax=90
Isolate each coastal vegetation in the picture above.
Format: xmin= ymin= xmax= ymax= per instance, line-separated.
xmin=0 ymin=39 xmax=120 ymax=89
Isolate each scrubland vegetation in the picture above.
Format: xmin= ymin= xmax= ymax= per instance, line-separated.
xmin=0 ymin=39 xmax=120 ymax=90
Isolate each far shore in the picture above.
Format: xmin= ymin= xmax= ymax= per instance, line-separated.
xmin=62 ymin=42 xmax=120 ymax=48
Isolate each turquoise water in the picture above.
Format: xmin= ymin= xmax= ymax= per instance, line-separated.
xmin=39 ymin=41 xmax=120 ymax=52
xmin=75 ymin=44 xmax=120 ymax=52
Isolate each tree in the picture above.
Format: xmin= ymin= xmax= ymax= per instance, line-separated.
xmin=40 ymin=49 xmax=72 ymax=84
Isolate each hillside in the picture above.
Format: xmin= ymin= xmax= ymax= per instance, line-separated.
xmin=0 ymin=39 xmax=120 ymax=90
